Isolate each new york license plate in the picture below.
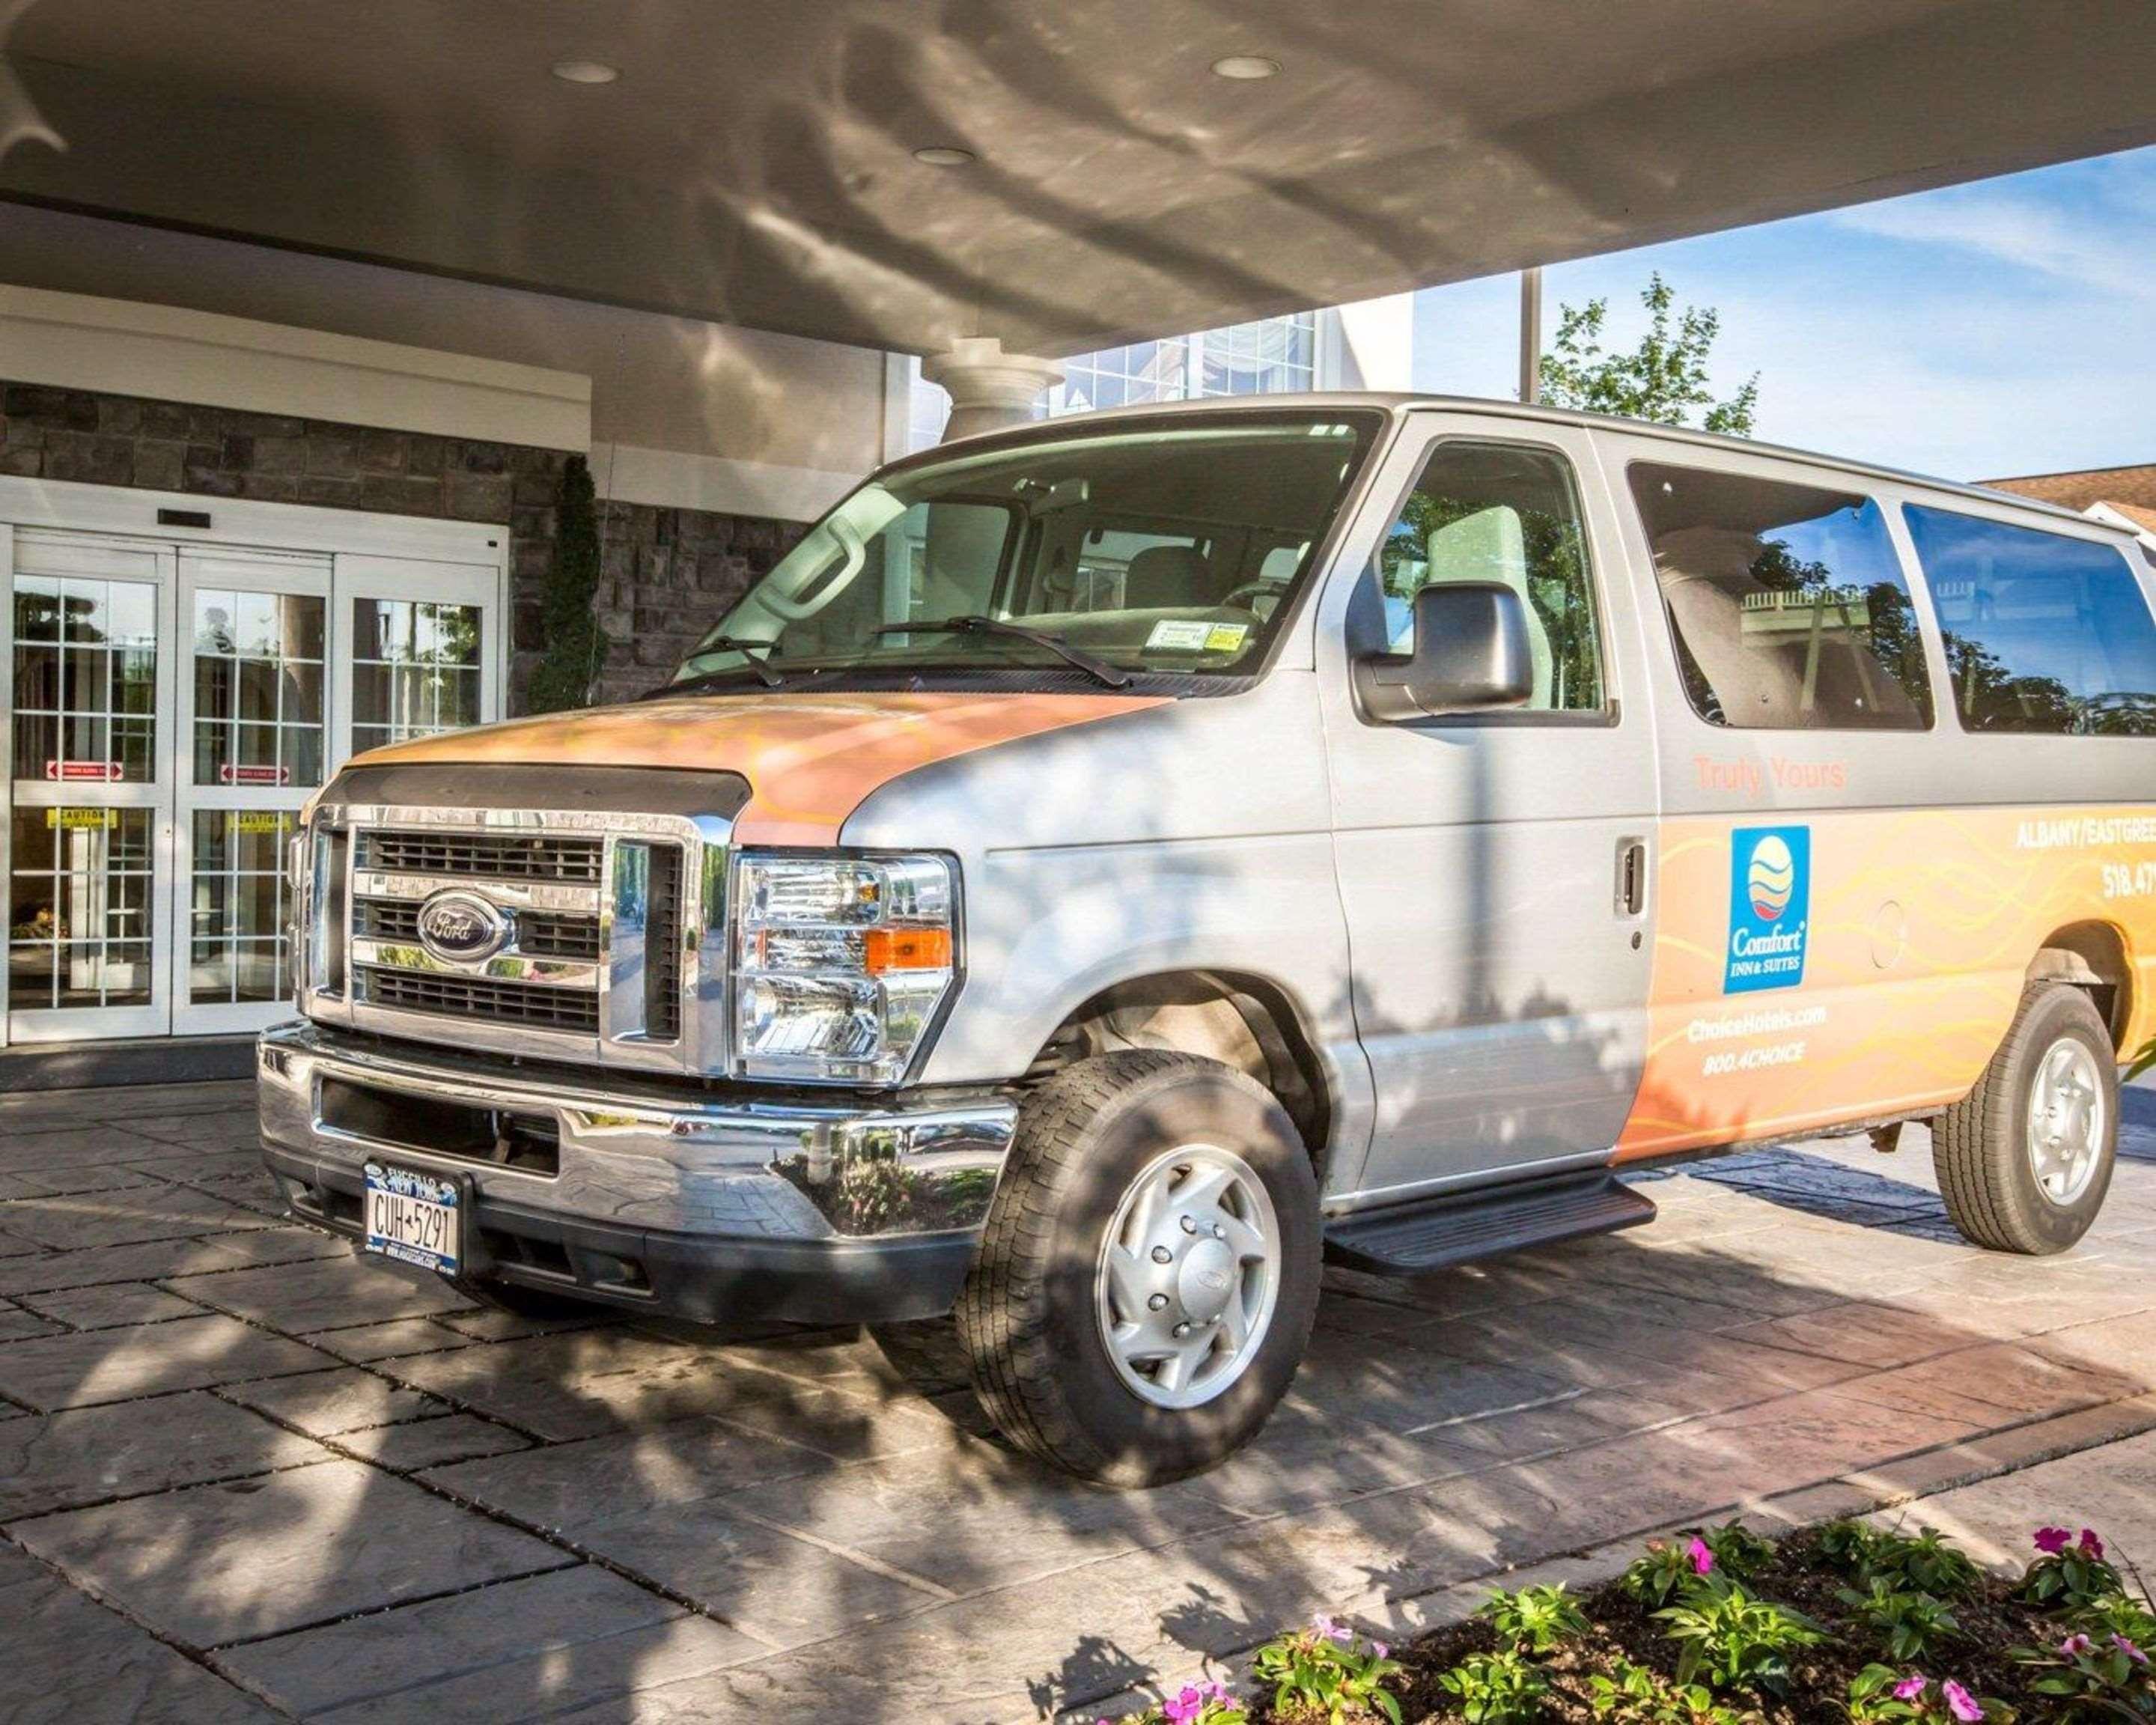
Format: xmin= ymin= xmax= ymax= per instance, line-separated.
xmin=362 ymin=1161 xmax=462 ymax=1277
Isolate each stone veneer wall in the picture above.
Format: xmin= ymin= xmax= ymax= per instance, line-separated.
xmin=0 ymin=380 xmax=807 ymax=714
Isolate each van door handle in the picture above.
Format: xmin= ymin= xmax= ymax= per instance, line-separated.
xmin=1616 ymin=838 xmax=1648 ymax=917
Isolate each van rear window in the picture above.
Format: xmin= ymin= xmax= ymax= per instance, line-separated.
xmin=1902 ymin=505 xmax=2156 ymax=737
xmin=1628 ymin=463 xmax=1931 ymax=731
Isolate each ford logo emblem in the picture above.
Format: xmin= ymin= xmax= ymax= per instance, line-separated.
xmin=416 ymin=890 xmax=509 ymax=964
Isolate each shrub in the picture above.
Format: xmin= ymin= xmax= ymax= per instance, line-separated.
xmin=1252 ymin=1616 xmax=1404 ymax=1725
xmin=1655 ymin=1581 xmax=1824 ymax=1695
xmin=1846 ymin=1665 xmax=1997 ymax=1722
xmin=2012 ymin=1627 xmax=2156 ymax=1718
xmin=1837 ymin=1578 xmax=1963 ymax=1664
xmin=1586 ymin=1659 xmax=1747 ymax=1723
xmin=2021 ymin=1527 xmax=2125 ymax=1613
xmin=1477 ymin=1583 xmax=1589 ymax=1655
xmin=1821 ymin=1524 xmax=1983 ymax=1601
xmin=1435 ymin=1650 xmax=1550 ymax=1724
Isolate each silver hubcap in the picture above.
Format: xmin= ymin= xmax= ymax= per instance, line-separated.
xmin=2028 ymin=1036 xmax=2106 ymax=1207
xmin=1095 ymin=1143 xmax=1280 ymax=1410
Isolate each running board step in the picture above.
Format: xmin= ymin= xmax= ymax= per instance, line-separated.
xmin=1324 ymin=1172 xmax=1657 ymax=1275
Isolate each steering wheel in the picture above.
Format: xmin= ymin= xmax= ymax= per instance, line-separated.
xmin=1219 ymin=578 xmax=1291 ymax=618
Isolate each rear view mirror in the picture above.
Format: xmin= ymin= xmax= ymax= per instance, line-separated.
xmin=1353 ymin=582 xmax=1534 ymax=722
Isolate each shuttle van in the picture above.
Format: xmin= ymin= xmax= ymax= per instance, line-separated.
xmin=259 ymin=397 xmax=2156 ymax=1482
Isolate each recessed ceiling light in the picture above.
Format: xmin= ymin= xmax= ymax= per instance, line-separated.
xmin=912 ymin=146 xmax=976 ymax=168
xmin=551 ymin=59 xmax=619 ymax=85
xmin=1210 ymin=54 xmax=1282 ymax=80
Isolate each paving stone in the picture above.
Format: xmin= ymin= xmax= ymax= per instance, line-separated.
xmin=0 ymin=1299 xmax=61 ymax=1339
xmin=302 ymin=1317 xmax=487 ymax=1363
xmin=121 ymin=1110 xmax=264 ymax=1151
xmin=1722 ymin=1299 xmax=1989 ymax=1369
xmin=14 ymin=1458 xmax=574 ymax=1647
xmin=185 ymin=1224 xmax=356 ymax=1269
xmin=0 ymin=1234 xmax=285 ymax=1297
xmin=0 ymin=1313 xmax=329 ymax=1411
xmin=0 ymin=1183 xmax=273 ymax=1250
xmin=0 ymin=1165 xmax=162 ymax=1202
xmin=171 ymin=1250 xmax=478 ymax=1330
xmin=219 ymin=1563 xmax=758 ymax=1720
xmin=0 ymin=1123 xmax=177 ymax=1172
xmin=1831 ymin=1339 xmax=2145 ymax=1426
xmin=16 ymin=1282 xmax=207 ymax=1330
xmin=222 ymin=1366 xmax=447 ymax=1435
xmin=0 ymin=1389 xmax=327 ymax=1519
xmin=0 ymin=1541 xmax=275 ymax=1724
xmin=330 ymin=1414 xmax=533 ymax=1471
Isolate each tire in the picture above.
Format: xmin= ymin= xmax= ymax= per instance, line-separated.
xmin=957 ymin=1050 xmax=1321 ymax=1486
xmin=1934 ymin=982 xmax=2119 ymax=1255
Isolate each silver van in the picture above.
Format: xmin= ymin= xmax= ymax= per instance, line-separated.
xmin=260 ymin=397 xmax=2156 ymax=1482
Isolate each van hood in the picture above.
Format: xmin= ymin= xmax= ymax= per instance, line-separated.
xmin=339 ymin=690 xmax=1167 ymax=845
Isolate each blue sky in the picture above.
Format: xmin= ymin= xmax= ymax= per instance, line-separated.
xmin=1408 ymin=144 xmax=2155 ymax=484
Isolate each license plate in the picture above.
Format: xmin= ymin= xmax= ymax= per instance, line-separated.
xmin=362 ymin=1161 xmax=462 ymax=1277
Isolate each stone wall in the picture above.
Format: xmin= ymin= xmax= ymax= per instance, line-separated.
xmin=0 ymin=380 xmax=806 ymax=714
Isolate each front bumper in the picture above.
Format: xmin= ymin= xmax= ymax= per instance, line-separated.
xmin=256 ymin=1020 xmax=1016 ymax=1324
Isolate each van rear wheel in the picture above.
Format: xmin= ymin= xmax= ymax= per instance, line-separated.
xmin=1934 ymin=982 xmax=2118 ymax=1255
xmin=957 ymin=1050 xmax=1321 ymax=1485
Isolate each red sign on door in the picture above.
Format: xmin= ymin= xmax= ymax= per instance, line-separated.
xmin=219 ymin=764 xmax=292 ymax=786
xmin=44 ymin=761 xmax=124 ymax=782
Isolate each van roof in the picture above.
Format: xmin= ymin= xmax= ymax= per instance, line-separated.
xmin=911 ymin=392 xmax=2139 ymax=542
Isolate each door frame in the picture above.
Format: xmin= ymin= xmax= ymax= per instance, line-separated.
xmin=1 ymin=475 xmax=509 ymax=1049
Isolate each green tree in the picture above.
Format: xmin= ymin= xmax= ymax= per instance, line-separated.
xmin=525 ymin=453 xmax=607 ymax=713
xmin=1540 ymin=273 xmax=1760 ymax=436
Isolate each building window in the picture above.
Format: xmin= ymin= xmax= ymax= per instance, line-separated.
xmin=901 ymin=310 xmax=1326 ymax=453
xmin=350 ymin=600 xmax=484 ymax=755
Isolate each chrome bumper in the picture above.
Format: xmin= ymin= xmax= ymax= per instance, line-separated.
xmin=256 ymin=1020 xmax=1016 ymax=1322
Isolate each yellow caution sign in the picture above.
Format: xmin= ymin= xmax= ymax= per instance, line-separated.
xmin=45 ymin=807 xmax=117 ymax=830
xmin=229 ymin=810 xmax=290 ymax=835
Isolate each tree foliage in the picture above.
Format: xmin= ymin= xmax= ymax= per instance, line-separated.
xmin=525 ymin=452 xmax=607 ymax=713
xmin=1539 ymin=273 xmax=1760 ymax=437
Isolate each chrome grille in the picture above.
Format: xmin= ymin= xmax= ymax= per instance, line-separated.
xmin=353 ymin=897 xmax=598 ymax=961
xmin=355 ymin=830 xmax=602 ymax=883
xmin=362 ymin=968 xmax=602 ymax=1032
xmin=645 ymin=843 xmax=684 ymax=1041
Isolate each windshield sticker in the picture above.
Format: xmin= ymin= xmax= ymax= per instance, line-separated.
xmin=1143 ymin=619 xmax=1251 ymax=654
xmin=1144 ymin=619 xmax=1213 ymax=652
xmin=1724 ymin=825 xmax=1810 ymax=994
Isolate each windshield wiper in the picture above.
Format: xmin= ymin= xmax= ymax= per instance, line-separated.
xmin=871 ymin=615 xmax=1133 ymax=690
xmin=647 ymin=636 xmax=785 ymax=695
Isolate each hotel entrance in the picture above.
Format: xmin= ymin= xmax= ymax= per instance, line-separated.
xmin=4 ymin=502 xmax=505 ymax=1049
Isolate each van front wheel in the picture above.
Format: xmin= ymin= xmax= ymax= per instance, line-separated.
xmin=958 ymin=1051 xmax=1321 ymax=1485
xmin=1934 ymin=982 xmax=2118 ymax=1255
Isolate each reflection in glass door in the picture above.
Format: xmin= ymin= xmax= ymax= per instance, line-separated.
xmin=7 ymin=533 xmax=176 ymax=1041
xmin=174 ymin=550 xmax=328 ymax=1035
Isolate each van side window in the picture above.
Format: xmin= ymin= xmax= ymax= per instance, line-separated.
xmin=1377 ymin=442 xmax=1604 ymax=712
xmin=1629 ymin=463 xmax=1931 ymax=731
xmin=1902 ymin=506 xmax=2156 ymax=736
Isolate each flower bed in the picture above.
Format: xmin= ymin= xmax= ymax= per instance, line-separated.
xmin=1124 ymin=1517 xmax=2156 ymax=1724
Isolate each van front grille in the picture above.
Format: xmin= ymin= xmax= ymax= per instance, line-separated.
xmin=355 ymin=830 xmax=603 ymax=884
xmin=361 ymin=967 xmax=601 ymax=1033
xmin=352 ymin=898 xmax=600 ymax=962
xmin=645 ymin=843 xmax=683 ymax=1041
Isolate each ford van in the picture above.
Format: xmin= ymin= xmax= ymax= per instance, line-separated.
xmin=259 ymin=397 xmax=2156 ymax=1483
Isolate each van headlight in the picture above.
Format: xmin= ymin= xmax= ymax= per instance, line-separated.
xmin=728 ymin=852 xmax=957 ymax=1084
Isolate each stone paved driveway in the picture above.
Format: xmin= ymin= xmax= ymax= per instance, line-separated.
xmin=1 ymin=1077 xmax=2155 ymax=1723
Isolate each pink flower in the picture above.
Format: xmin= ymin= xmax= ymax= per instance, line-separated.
xmin=1686 ymin=1536 xmax=1715 ymax=1576
xmin=2081 ymin=1528 xmax=2107 ymax=1562
xmin=2113 ymin=1634 xmax=2148 ymax=1665
xmin=2035 ymin=1526 xmax=2074 ymax=1554
xmin=1311 ymin=1613 xmax=1351 ymax=1646
xmin=1163 ymin=1685 xmax=1209 ymax=1725
xmin=1942 ymin=1679 xmax=1983 ymax=1721
xmin=1371 ymin=1643 xmax=1389 ymax=1659
xmin=1893 ymin=1674 xmax=1928 ymax=1700
xmin=2062 ymin=1633 xmax=2095 ymax=1655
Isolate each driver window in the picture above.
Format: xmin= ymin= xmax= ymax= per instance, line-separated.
xmin=1375 ymin=442 xmax=1606 ymax=713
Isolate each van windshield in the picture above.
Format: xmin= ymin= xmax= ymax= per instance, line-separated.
xmin=667 ymin=411 xmax=1381 ymax=693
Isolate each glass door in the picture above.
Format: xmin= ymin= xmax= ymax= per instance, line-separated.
xmin=7 ymin=532 xmax=177 ymax=1042
xmin=171 ymin=549 xmax=330 ymax=1036
xmin=332 ymin=555 xmax=500 ymax=760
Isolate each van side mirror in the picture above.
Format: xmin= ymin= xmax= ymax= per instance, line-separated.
xmin=1353 ymin=582 xmax=1535 ymax=722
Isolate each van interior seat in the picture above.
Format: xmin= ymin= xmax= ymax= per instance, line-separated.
xmin=1652 ymin=525 xmax=1919 ymax=728
xmin=1124 ymin=544 xmax=1215 ymax=609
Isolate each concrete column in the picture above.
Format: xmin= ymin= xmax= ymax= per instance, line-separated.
xmin=922 ymin=338 xmax=1063 ymax=442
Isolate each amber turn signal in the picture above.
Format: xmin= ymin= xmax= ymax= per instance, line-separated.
xmin=862 ymin=927 xmax=952 ymax=974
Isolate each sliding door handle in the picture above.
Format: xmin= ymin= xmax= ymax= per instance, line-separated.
xmin=1616 ymin=837 xmax=1648 ymax=917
